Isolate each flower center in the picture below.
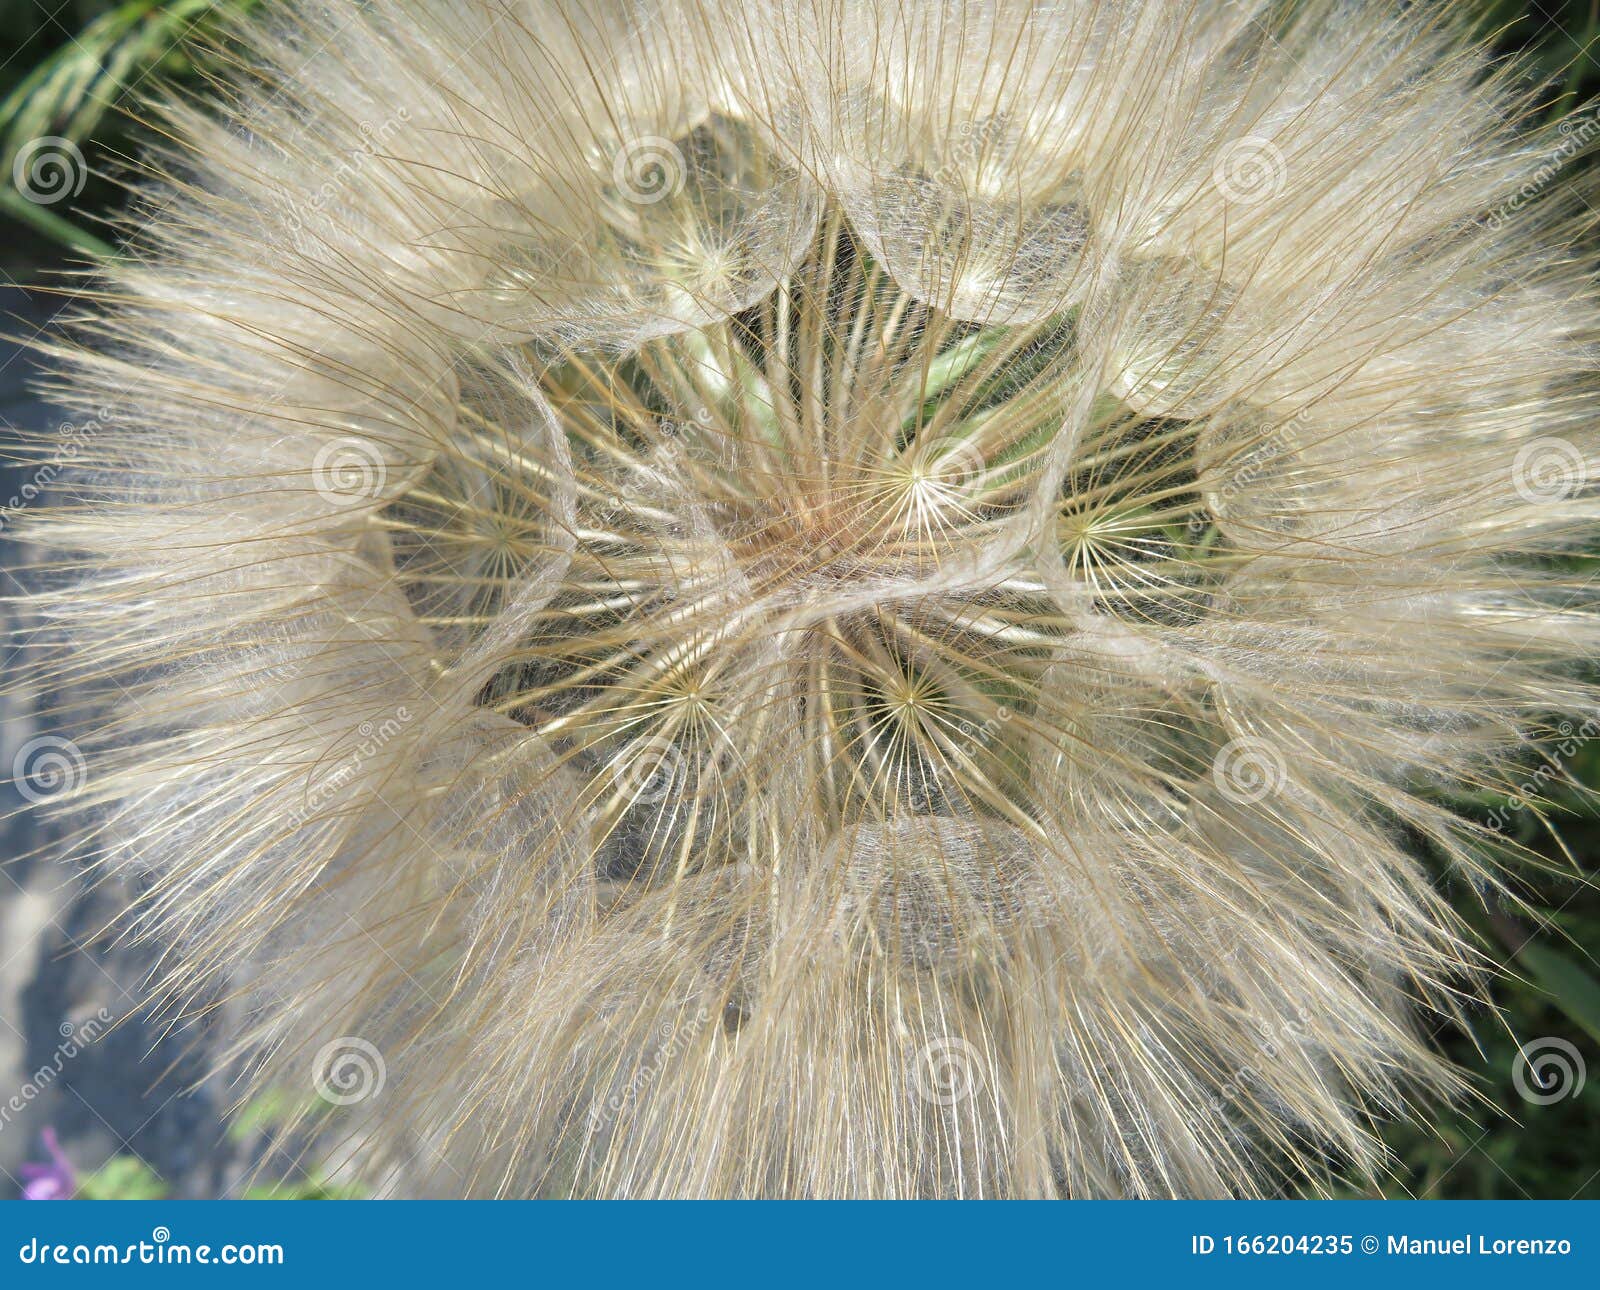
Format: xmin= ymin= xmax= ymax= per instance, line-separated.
xmin=383 ymin=209 xmax=1247 ymax=881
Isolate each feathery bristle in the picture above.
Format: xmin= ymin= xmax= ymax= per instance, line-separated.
xmin=15 ymin=0 xmax=1600 ymax=1197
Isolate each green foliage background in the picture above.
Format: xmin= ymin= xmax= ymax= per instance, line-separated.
xmin=0 ymin=0 xmax=1594 ymax=1199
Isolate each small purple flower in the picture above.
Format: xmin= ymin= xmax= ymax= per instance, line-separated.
xmin=19 ymin=1128 xmax=75 ymax=1200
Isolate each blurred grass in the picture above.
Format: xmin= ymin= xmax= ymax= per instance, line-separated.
xmin=0 ymin=0 xmax=254 ymax=258
xmin=0 ymin=0 xmax=1595 ymax=1199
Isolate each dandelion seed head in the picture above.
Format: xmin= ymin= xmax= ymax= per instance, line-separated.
xmin=22 ymin=0 xmax=1600 ymax=1197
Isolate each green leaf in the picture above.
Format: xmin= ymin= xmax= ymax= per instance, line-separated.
xmin=1515 ymin=940 xmax=1600 ymax=1046
xmin=0 ymin=1 xmax=255 ymax=153
xmin=243 ymin=1171 xmax=366 ymax=1201
xmin=0 ymin=0 xmax=260 ymax=256
xmin=76 ymin=1155 xmax=169 ymax=1200
xmin=226 ymin=1085 xmax=327 ymax=1143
